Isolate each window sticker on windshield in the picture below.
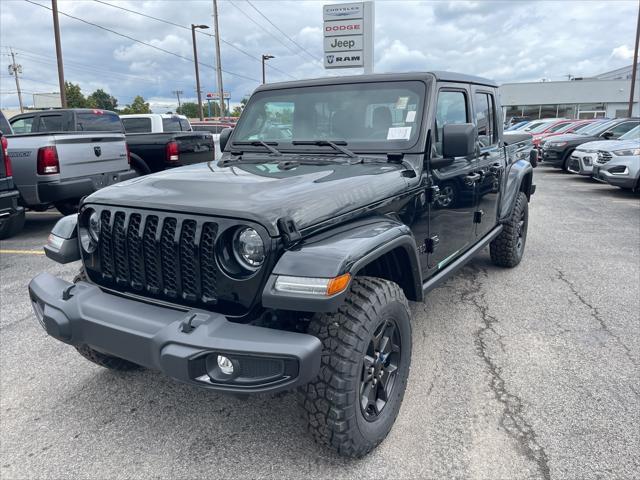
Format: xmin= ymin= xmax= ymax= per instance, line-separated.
xmin=395 ymin=97 xmax=409 ymax=110
xmin=387 ymin=126 xmax=412 ymax=140
xmin=405 ymin=111 xmax=416 ymax=123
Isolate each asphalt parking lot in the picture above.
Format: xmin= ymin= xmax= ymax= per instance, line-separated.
xmin=1 ymin=166 xmax=638 ymax=480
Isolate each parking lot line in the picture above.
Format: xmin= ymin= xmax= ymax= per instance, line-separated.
xmin=0 ymin=249 xmax=45 ymax=255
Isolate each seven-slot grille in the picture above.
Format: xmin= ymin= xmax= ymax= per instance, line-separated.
xmin=596 ymin=151 xmax=612 ymax=164
xmin=96 ymin=209 xmax=219 ymax=305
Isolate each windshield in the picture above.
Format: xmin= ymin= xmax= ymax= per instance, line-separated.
xmin=162 ymin=116 xmax=191 ymax=132
xmin=232 ymin=81 xmax=426 ymax=151
xmin=620 ymin=125 xmax=640 ymax=140
xmin=578 ymin=119 xmax=616 ymax=136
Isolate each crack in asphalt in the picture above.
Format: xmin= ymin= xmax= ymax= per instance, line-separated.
xmin=556 ymin=269 xmax=637 ymax=367
xmin=460 ymin=265 xmax=552 ymax=480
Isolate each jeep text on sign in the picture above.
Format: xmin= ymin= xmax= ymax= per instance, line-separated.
xmin=323 ymin=19 xmax=363 ymax=36
xmin=323 ymin=52 xmax=364 ymax=68
xmin=323 ymin=35 xmax=363 ymax=52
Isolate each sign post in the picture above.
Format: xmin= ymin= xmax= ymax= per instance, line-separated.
xmin=323 ymin=1 xmax=374 ymax=73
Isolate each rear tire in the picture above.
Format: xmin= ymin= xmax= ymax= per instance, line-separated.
xmin=299 ymin=277 xmax=412 ymax=458
xmin=55 ymin=200 xmax=80 ymax=216
xmin=72 ymin=270 xmax=142 ymax=371
xmin=490 ymin=191 xmax=529 ymax=268
xmin=0 ymin=209 xmax=25 ymax=239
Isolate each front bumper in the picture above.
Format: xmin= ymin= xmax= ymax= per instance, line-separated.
xmin=28 ymin=273 xmax=322 ymax=394
xmin=593 ymin=165 xmax=638 ymax=189
xmin=38 ymin=169 xmax=137 ymax=204
xmin=541 ymin=147 xmax=565 ymax=167
xmin=567 ymin=152 xmax=595 ymax=175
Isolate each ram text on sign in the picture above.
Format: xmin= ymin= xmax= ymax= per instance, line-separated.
xmin=323 ymin=2 xmax=363 ymax=21
xmin=324 ymin=52 xmax=364 ymax=68
xmin=323 ymin=35 xmax=363 ymax=52
xmin=323 ymin=19 xmax=363 ymax=36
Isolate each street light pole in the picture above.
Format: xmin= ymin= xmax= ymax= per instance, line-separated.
xmin=191 ymin=24 xmax=209 ymax=121
xmin=51 ymin=0 xmax=67 ymax=108
xmin=262 ymin=54 xmax=274 ymax=84
xmin=628 ymin=1 xmax=639 ymax=117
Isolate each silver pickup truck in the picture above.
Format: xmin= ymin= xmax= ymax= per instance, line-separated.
xmin=7 ymin=109 xmax=136 ymax=215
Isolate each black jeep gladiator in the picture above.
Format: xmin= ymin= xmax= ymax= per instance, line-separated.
xmin=29 ymin=72 xmax=535 ymax=457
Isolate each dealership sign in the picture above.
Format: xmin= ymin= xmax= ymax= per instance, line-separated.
xmin=323 ymin=2 xmax=374 ymax=72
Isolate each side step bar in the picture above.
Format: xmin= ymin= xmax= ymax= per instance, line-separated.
xmin=422 ymin=225 xmax=503 ymax=295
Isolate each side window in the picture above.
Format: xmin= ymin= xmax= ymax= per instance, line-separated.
xmin=434 ymin=90 xmax=468 ymax=156
xmin=474 ymin=92 xmax=497 ymax=147
xmin=606 ymin=121 xmax=639 ymax=139
xmin=37 ymin=115 xmax=64 ymax=132
xmin=10 ymin=116 xmax=34 ymax=134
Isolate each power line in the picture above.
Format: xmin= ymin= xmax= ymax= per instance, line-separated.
xmin=92 ymin=0 xmax=297 ymax=80
xmin=245 ymin=0 xmax=320 ymax=62
xmin=23 ymin=0 xmax=260 ymax=83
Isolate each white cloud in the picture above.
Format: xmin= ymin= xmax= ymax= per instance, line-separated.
xmin=611 ymin=44 xmax=634 ymax=61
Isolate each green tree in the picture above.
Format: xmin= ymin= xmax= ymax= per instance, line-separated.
xmin=120 ymin=95 xmax=151 ymax=114
xmin=231 ymin=105 xmax=243 ymax=117
xmin=87 ymin=88 xmax=118 ymax=111
xmin=64 ymin=82 xmax=87 ymax=108
xmin=176 ymin=102 xmax=199 ymax=118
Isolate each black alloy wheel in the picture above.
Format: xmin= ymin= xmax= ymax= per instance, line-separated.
xmin=360 ymin=318 xmax=401 ymax=421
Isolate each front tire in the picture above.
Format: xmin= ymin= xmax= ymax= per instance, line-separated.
xmin=299 ymin=277 xmax=412 ymax=457
xmin=490 ymin=191 xmax=529 ymax=268
xmin=72 ymin=270 xmax=142 ymax=371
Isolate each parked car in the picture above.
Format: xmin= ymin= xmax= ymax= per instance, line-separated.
xmin=542 ymin=118 xmax=640 ymax=171
xmin=191 ymin=122 xmax=234 ymax=160
xmin=120 ymin=114 xmax=215 ymax=174
xmin=0 ymin=113 xmax=25 ymax=239
xmin=505 ymin=116 xmax=528 ymax=128
xmin=522 ymin=118 xmax=566 ymax=132
xmin=7 ymin=109 xmax=135 ymax=215
xmin=505 ymin=120 xmax=530 ymax=131
xmin=590 ymin=126 xmax=640 ymax=190
xmin=567 ymin=125 xmax=640 ymax=177
xmin=504 ymin=130 xmax=538 ymax=167
xmin=31 ymin=71 xmax=535 ymax=458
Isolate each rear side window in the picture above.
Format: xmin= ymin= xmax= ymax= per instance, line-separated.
xmin=179 ymin=118 xmax=191 ymax=131
xmin=474 ymin=92 xmax=497 ymax=146
xmin=75 ymin=112 xmax=122 ymax=132
xmin=37 ymin=115 xmax=65 ymax=132
xmin=0 ymin=112 xmax=11 ymax=134
xmin=162 ymin=117 xmax=182 ymax=132
xmin=122 ymin=117 xmax=152 ymax=133
xmin=10 ymin=116 xmax=35 ymax=134
xmin=434 ymin=90 xmax=468 ymax=155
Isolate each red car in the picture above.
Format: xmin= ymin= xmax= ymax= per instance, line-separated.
xmin=531 ymin=119 xmax=599 ymax=150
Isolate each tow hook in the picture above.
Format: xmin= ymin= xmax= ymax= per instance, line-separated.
xmin=180 ymin=312 xmax=209 ymax=333
xmin=62 ymin=284 xmax=76 ymax=301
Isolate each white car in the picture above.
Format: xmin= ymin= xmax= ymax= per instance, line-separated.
xmin=568 ymin=125 xmax=640 ymax=176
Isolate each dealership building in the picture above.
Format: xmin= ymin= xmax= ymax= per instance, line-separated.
xmin=500 ymin=65 xmax=639 ymax=121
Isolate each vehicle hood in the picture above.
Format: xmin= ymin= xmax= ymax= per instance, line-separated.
xmin=85 ymin=158 xmax=411 ymax=236
xmin=575 ymin=140 xmax=617 ymax=151
xmin=545 ymin=133 xmax=591 ymax=144
xmin=596 ymin=138 xmax=640 ymax=152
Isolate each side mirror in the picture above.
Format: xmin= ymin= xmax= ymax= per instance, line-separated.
xmin=442 ymin=123 xmax=476 ymax=158
xmin=219 ymin=127 xmax=233 ymax=152
xmin=601 ymin=131 xmax=615 ymax=139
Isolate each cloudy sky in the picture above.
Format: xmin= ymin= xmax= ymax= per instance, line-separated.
xmin=1 ymin=0 xmax=638 ymax=112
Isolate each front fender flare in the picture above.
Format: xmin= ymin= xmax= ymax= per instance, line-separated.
xmin=500 ymin=159 xmax=533 ymax=222
xmin=262 ymin=217 xmax=423 ymax=313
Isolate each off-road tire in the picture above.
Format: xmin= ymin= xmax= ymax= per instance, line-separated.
xmin=490 ymin=191 xmax=529 ymax=268
xmin=0 ymin=210 xmax=25 ymax=239
xmin=72 ymin=269 xmax=142 ymax=371
xmin=298 ymin=277 xmax=412 ymax=458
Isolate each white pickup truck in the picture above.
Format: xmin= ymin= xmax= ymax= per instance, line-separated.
xmin=7 ymin=109 xmax=136 ymax=215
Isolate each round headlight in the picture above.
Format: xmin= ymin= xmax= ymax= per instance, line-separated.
xmin=79 ymin=208 xmax=98 ymax=253
xmin=88 ymin=210 xmax=101 ymax=242
xmin=233 ymin=227 xmax=265 ymax=270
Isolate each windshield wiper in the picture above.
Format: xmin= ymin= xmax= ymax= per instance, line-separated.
xmin=292 ymin=140 xmax=358 ymax=158
xmin=231 ymin=141 xmax=282 ymax=156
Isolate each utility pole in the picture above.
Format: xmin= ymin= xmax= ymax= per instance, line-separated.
xmin=8 ymin=48 xmax=24 ymax=113
xmin=52 ymin=0 xmax=67 ymax=108
xmin=191 ymin=24 xmax=209 ymax=121
xmin=628 ymin=0 xmax=640 ymax=117
xmin=172 ymin=90 xmax=183 ymax=111
xmin=212 ymin=0 xmax=225 ymax=118
xmin=261 ymin=54 xmax=274 ymax=84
